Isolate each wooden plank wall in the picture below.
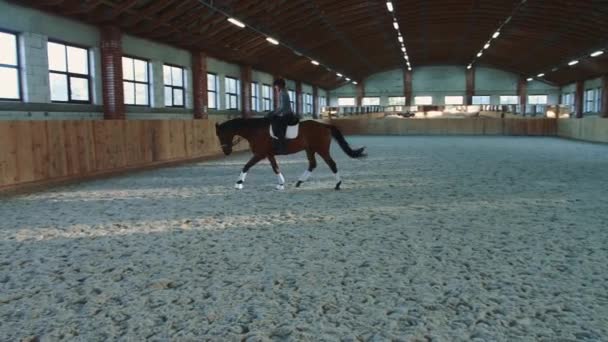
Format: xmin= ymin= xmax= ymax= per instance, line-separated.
xmin=328 ymin=117 xmax=557 ymax=137
xmin=0 ymin=119 xmax=246 ymax=190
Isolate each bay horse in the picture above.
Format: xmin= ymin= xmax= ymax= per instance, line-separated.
xmin=215 ymin=118 xmax=366 ymax=190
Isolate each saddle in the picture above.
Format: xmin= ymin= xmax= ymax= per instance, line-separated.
xmin=270 ymin=123 xmax=299 ymax=140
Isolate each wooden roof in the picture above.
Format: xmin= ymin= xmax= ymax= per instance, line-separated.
xmin=17 ymin=0 xmax=608 ymax=88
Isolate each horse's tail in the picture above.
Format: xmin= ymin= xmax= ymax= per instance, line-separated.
xmin=328 ymin=125 xmax=366 ymax=158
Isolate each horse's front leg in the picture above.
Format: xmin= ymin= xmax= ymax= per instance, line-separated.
xmin=267 ymin=155 xmax=285 ymax=190
xmin=235 ymin=155 xmax=263 ymax=189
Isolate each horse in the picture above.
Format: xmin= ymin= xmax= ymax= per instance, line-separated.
xmin=215 ymin=117 xmax=366 ymax=190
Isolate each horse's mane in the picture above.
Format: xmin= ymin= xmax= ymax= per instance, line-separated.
xmin=218 ymin=117 xmax=270 ymax=131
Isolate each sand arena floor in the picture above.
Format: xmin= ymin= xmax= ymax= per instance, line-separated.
xmin=1 ymin=136 xmax=607 ymax=341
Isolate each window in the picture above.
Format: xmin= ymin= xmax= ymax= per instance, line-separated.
xmin=304 ymin=93 xmax=313 ymax=114
xmin=415 ymin=96 xmax=433 ymax=105
xmin=528 ymin=95 xmax=548 ymax=105
xmin=388 ymin=97 xmax=405 ymax=105
xmin=472 ymin=96 xmax=490 ymax=105
xmin=262 ymin=84 xmax=272 ymax=111
xmin=562 ymin=93 xmax=574 ymax=106
xmin=122 ymin=56 xmax=149 ymax=106
xmin=362 ymin=97 xmax=380 ymax=106
xmin=251 ymin=82 xmax=259 ymax=111
xmin=338 ymin=97 xmax=355 ymax=106
xmin=500 ymin=96 xmax=518 ymax=105
xmin=163 ymin=64 xmax=185 ymax=107
xmin=225 ymin=76 xmax=240 ymax=110
xmin=445 ymin=96 xmax=464 ymax=105
xmin=584 ymin=88 xmax=601 ymax=113
xmin=319 ymin=96 xmax=327 ymax=113
xmin=48 ymin=41 xmax=90 ymax=103
xmin=288 ymin=89 xmax=295 ymax=111
xmin=207 ymin=73 xmax=218 ymax=109
xmin=0 ymin=31 xmax=20 ymax=100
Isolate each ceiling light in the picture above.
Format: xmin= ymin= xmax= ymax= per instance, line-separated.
xmin=493 ymin=31 xmax=501 ymax=39
xmin=408 ymin=67 xmax=412 ymax=71
xmin=467 ymin=65 xmax=472 ymax=69
xmin=386 ymin=1 xmax=393 ymax=12
xmin=346 ymin=77 xmax=351 ymax=81
xmin=527 ymin=77 xmax=533 ymax=81
xmin=537 ymin=73 xmax=545 ymax=77
xmin=266 ymin=37 xmax=279 ymax=45
xmin=311 ymin=60 xmax=319 ymax=66
xmin=477 ymin=52 xmax=483 ymax=57
xmin=484 ymin=42 xmax=490 ymax=49
xmin=352 ymin=81 xmax=358 ymax=85
xmin=591 ymin=50 xmax=604 ymax=57
xmin=227 ymin=18 xmax=245 ymax=28
xmin=405 ymin=55 xmax=409 ymax=60
xmin=398 ymin=36 xmax=403 ymax=43
xmin=336 ymin=73 xmax=343 ymax=77
xmin=568 ymin=60 xmax=579 ymax=66
xmin=393 ymin=22 xmax=399 ymax=30
xmin=401 ymin=47 xmax=406 ymax=52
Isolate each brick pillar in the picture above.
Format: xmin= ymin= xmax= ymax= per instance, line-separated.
xmin=100 ymin=26 xmax=125 ymax=120
xmin=295 ymin=81 xmax=303 ymax=115
xmin=575 ymin=80 xmax=584 ymax=118
xmin=517 ymin=76 xmax=527 ymax=116
xmin=466 ymin=67 xmax=475 ymax=105
xmin=312 ymin=86 xmax=319 ymax=119
xmin=192 ymin=51 xmax=208 ymax=119
xmin=241 ymin=65 xmax=252 ymax=118
xmin=355 ymin=81 xmax=364 ymax=107
xmin=404 ymin=70 xmax=412 ymax=106
xmin=601 ymin=75 xmax=608 ymax=118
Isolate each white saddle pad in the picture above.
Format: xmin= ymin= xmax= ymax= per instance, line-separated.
xmin=270 ymin=124 xmax=299 ymax=139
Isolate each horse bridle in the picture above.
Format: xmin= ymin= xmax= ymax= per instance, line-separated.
xmin=221 ymin=136 xmax=242 ymax=149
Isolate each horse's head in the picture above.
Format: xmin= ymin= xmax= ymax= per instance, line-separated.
xmin=215 ymin=122 xmax=234 ymax=155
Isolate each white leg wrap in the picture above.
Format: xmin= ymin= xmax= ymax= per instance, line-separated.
xmin=299 ymin=170 xmax=312 ymax=182
xmin=334 ymin=172 xmax=341 ymax=183
xmin=276 ymin=173 xmax=286 ymax=190
xmin=235 ymin=172 xmax=247 ymax=189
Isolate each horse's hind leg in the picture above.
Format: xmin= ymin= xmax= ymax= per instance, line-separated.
xmin=318 ymin=151 xmax=342 ymax=190
xmin=296 ymin=150 xmax=317 ymax=188
xmin=267 ymin=155 xmax=285 ymax=190
xmin=235 ymin=155 xmax=263 ymax=189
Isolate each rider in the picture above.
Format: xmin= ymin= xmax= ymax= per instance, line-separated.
xmin=267 ymin=78 xmax=298 ymax=154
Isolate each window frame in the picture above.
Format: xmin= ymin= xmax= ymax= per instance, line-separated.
xmin=47 ymin=38 xmax=92 ymax=104
xmin=207 ymin=72 xmax=218 ymax=110
xmin=122 ymin=55 xmax=151 ymax=107
xmin=528 ymin=94 xmax=548 ymax=105
xmin=338 ymin=97 xmax=356 ymax=106
xmin=414 ymin=96 xmax=433 ymax=106
xmin=472 ymin=95 xmax=491 ymax=105
xmin=288 ymin=89 xmax=296 ymax=111
xmin=304 ymin=93 xmax=313 ymax=114
xmin=444 ymin=96 xmax=464 ymax=105
xmin=225 ymin=76 xmax=240 ymax=110
xmin=318 ymin=95 xmax=327 ymax=114
xmin=262 ymin=83 xmax=272 ymax=111
xmin=388 ymin=96 xmax=406 ymax=106
xmin=499 ymin=95 xmax=519 ymax=105
xmin=0 ymin=29 xmax=22 ymax=101
xmin=251 ymin=81 xmax=259 ymax=112
xmin=362 ymin=96 xmax=381 ymax=106
xmin=163 ymin=63 xmax=185 ymax=108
